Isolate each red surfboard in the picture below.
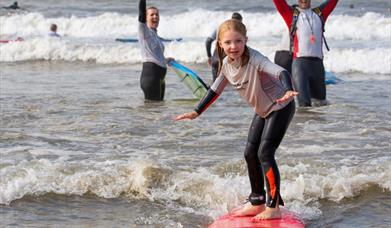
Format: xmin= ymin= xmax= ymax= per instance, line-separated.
xmin=209 ymin=207 xmax=305 ymax=228
xmin=0 ymin=37 xmax=24 ymax=43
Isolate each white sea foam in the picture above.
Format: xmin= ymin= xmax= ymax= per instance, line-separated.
xmin=1 ymin=153 xmax=389 ymax=221
xmin=1 ymin=11 xmax=390 ymax=74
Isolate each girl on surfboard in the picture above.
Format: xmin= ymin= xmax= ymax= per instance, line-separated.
xmin=175 ymin=19 xmax=297 ymax=220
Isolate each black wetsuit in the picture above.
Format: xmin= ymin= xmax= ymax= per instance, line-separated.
xmin=274 ymin=50 xmax=292 ymax=74
xmin=138 ymin=0 xmax=167 ymax=101
xmin=245 ymin=101 xmax=295 ymax=207
xmin=140 ymin=62 xmax=166 ymax=101
xmin=205 ymin=30 xmax=224 ymax=82
xmin=195 ymin=48 xmax=296 ymax=207
xmin=3 ymin=2 xmax=19 ymax=10
xmin=292 ymin=57 xmax=326 ymax=106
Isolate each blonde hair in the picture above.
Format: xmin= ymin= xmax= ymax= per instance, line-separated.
xmin=216 ymin=19 xmax=250 ymax=76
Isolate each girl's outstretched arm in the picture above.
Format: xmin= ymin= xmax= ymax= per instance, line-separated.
xmin=175 ymin=74 xmax=227 ymax=121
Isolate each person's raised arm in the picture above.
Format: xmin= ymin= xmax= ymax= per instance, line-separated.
xmin=272 ymin=0 xmax=294 ymax=26
xmin=318 ymin=0 xmax=339 ymax=21
xmin=138 ymin=0 xmax=146 ymax=23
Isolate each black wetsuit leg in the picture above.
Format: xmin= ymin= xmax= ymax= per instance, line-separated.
xmin=140 ymin=62 xmax=167 ymax=101
xmin=244 ymin=101 xmax=295 ymax=207
xmin=292 ymin=57 xmax=326 ymax=106
xmin=274 ymin=50 xmax=292 ymax=74
xmin=211 ymin=49 xmax=220 ymax=82
xmin=308 ymin=59 xmax=326 ymax=101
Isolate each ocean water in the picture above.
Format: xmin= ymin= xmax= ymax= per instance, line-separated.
xmin=1 ymin=0 xmax=390 ymax=227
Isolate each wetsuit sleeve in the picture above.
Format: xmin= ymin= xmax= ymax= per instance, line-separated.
xmin=205 ymin=30 xmax=217 ymax=58
xmin=272 ymin=0 xmax=294 ymax=27
xmin=279 ymin=70 xmax=294 ymax=91
xmin=138 ymin=0 xmax=146 ymax=23
xmin=138 ymin=0 xmax=149 ymax=40
xmin=205 ymin=37 xmax=214 ymax=58
xmin=256 ymin=51 xmax=293 ymax=91
xmin=318 ymin=0 xmax=339 ymax=21
xmin=194 ymin=74 xmax=228 ymax=114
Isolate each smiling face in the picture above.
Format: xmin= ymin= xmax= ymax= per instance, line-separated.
xmin=146 ymin=7 xmax=159 ymax=29
xmin=219 ymin=30 xmax=247 ymax=61
xmin=298 ymin=0 xmax=311 ymax=9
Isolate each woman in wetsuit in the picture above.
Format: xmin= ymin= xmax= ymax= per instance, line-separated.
xmin=138 ymin=0 xmax=168 ymax=101
xmin=175 ymin=20 xmax=297 ymax=220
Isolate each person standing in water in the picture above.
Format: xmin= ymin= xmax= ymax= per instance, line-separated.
xmin=48 ymin=24 xmax=61 ymax=37
xmin=205 ymin=12 xmax=243 ymax=82
xmin=138 ymin=0 xmax=171 ymax=101
xmin=273 ymin=0 xmax=338 ymax=107
xmin=175 ymin=19 xmax=297 ymax=220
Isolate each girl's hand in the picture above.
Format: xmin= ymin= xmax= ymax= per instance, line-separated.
xmin=166 ymin=57 xmax=175 ymax=65
xmin=276 ymin=90 xmax=298 ymax=104
xmin=174 ymin=111 xmax=199 ymax=121
xmin=207 ymin=57 xmax=212 ymax=66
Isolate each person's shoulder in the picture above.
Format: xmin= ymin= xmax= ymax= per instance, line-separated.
xmin=138 ymin=22 xmax=149 ymax=32
xmin=48 ymin=32 xmax=60 ymax=37
xmin=207 ymin=28 xmax=217 ymax=39
xmin=248 ymin=47 xmax=266 ymax=61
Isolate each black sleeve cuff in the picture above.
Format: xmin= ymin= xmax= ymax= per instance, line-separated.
xmin=205 ymin=37 xmax=214 ymax=58
xmin=279 ymin=70 xmax=294 ymax=91
xmin=194 ymin=89 xmax=219 ymax=115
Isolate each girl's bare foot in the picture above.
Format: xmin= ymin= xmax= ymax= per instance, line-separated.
xmin=232 ymin=203 xmax=265 ymax=217
xmin=251 ymin=206 xmax=281 ymax=220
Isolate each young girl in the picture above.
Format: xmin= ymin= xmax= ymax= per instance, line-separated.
xmin=175 ymin=19 xmax=297 ymax=220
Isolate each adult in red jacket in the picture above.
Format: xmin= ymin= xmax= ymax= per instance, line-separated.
xmin=273 ymin=0 xmax=338 ymax=107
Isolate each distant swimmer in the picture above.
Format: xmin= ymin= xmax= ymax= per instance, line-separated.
xmin=137 ymin=0 xmax=174 ymax=101
xmin=2 ymin=1 xmax=20 ymax=10
xmin=175 ymin=19 xmax=297 ymax=220
xmin=48 ymin=24 xmax=61 ymax=37
xmin=273 ymin=0 xmax=339 ymax=107
xmin=205 ymin=12 xmax=243 ymax=82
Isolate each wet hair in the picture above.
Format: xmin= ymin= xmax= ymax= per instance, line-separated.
xmin=216 ymin=19 xmax=250 ymax=76
xmin=50 ymin=24 xmax=57 ymax=32
xmin=231 ymin=12 xmax=243 ymax=21
xmin=147 ymin=6 xmax=159 ymax=13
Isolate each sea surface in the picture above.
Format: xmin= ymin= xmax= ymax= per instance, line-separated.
xmin=1 ymin=0 xmax=390 ymax=227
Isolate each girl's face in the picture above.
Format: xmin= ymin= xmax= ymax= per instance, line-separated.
xmin=219 ymin=30 xmax=247 ymax=61
xmin=146 ymin=8 xmax=160 ymax=29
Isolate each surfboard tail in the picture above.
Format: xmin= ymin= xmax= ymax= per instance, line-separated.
xmin=169 ymin=60 xmax=209 ymax=99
